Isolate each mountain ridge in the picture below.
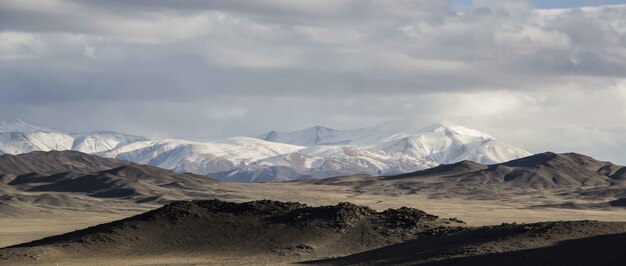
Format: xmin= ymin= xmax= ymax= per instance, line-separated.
xmin=0 ymin=151 xmax=220 ymax=208
xmin=374 ymin=152 xmax=626 ymax=201
xmin=0 ymin=119 xmax=531 ymax=182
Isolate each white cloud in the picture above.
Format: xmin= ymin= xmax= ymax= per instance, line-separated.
xmin=0 ymin=31 xmax=44 ymax=60
xmin=295 ymin=26 xmax=364 ymax=44
xmin=494 ymin=25 xmax=571 ymax=52
xmin=0 ymin=0 xmax=214 ymax=44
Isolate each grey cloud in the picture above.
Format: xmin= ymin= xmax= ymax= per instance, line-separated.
xmin=0 ymin=0 xmax=452 ymax=37
xmin=71 ymin=0 xmax=454 ymax=24
xmin=0 ymin=0 xmax=625 ymax=164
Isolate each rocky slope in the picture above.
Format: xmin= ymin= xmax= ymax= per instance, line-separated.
xmin=0 ymin=199 xmax=460 ymax=264
xmin=0 ymin=151 xmax=222 ymax=215
xmin=0 ymin=150 xmax=125 ymax=175
xmin=309 ymin=220 xmax=626 ymax=266
xmin=310 ymin=152 xmax=626 ymax=205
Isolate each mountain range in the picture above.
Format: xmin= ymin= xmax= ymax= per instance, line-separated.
xmin=0 ymin=119 xmax=531 ymax=182
xmin=3 ymin=150 xmax=624 ymax=212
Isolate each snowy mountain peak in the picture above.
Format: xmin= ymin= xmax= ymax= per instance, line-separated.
xmin=0 ymin=119 xmax=57 ymax=133
xmin=0 ymin=120 xmax=146 ymax=155
xmin=261 ymin=120 xmax=498 ymax=147
xmin=420 ymin=120 xmax=496 ymax=140
xmin=258 ymin=119 xmax=530 ymax=168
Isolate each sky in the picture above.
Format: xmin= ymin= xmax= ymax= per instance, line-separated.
xmin=0 ymin=0 xmax=625 ymax=164
xmin=453 ymin=0 xmax=625 ymax=10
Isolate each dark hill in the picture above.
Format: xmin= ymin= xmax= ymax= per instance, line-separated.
xmin=0 ymin=151 xmax=219 ymax=206
xmin=305 ymin=152 xmax=626 ymax=205
xmin=382 ymin=152 xmax=626 ymax=196
xmin=0 ymin=200 xmax=458 ymax=262
xmin=307 ymin=220 xmax=626 ymax=266
xmin=391 ymin=152 xmax=626 ymax=189
xmin=390 ymin=160 xmax=487 ymax=179
xmin=7 ymin=166 xmax=217 ymax=202
xmin=0 ymin=150 xmax=125 ymax=175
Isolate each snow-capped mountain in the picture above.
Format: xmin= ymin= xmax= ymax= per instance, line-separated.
xmin=0 ymin=119 xmax=146 ymax=155
xmin=207 ymin=145 xmax=436 ymax=182
xmin=0 ymin=119 xmax=56 ymax=133
xmin=98 ymin=137 xmax=305 ymax=177
xmin=260 ymin=119 xmax=531 ymax=165
xmin=0 ymin=119 xmax=531 ymax=182
xmin=259 ymin=120 xmax=492 ymax=147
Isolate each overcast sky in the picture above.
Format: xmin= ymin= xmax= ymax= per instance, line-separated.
xmin=0 ymin=0 xmax=625 ymax=163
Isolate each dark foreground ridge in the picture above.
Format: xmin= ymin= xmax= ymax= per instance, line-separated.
xmin=0 ymin=199 xmax=459 ymax=263
xmin=306 ymin=220 xmax=626 ymax=265
xmin=2 ymin=199 xmax=626 ymax=265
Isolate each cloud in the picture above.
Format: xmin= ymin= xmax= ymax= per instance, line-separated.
xmin=0 ymin=31 xmax=44 ymax=60
xmin=0 ymin=0 xmax=214 ymax=43
xmin=0 ymin=0 xmax=625 ymax=163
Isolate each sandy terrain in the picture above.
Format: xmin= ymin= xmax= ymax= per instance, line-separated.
xmin=0 ymin=212 xmax=146 ymax=248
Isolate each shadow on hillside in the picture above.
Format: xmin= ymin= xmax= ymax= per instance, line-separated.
xmin=302 ymin=232 xmax=626 ymax=266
